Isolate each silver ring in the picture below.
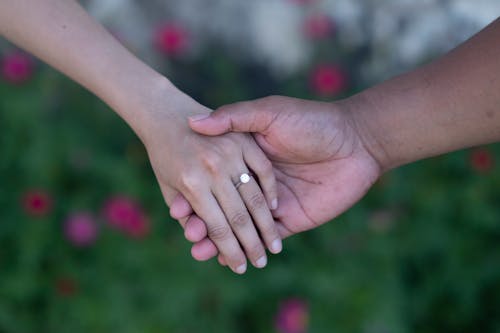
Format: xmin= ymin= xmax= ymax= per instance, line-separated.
xmin=235 ymin=173 xmax=252 ymax=189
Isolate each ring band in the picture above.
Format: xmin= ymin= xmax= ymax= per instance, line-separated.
xmin=235 ymin=173 xmax=252 ymax=189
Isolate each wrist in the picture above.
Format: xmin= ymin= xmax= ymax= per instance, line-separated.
xmin=346 ymin=69 xmax=439 ymax=173
xmin=113 ymin=74 xmax=210 ymax=146
xmin=339 ymin=93 xmax=394 ymax=173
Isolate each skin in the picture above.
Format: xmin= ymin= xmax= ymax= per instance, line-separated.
xmin=174 ymin=18 xmax=500 ymax=266
xmin=0 ymin=0 xmax=284 ymax=274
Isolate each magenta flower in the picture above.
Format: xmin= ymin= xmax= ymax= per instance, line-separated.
xmin=21 ymin=190 xmax=53 ymax=217
xmin=64 ymin=213 xmax=98 ymax=247
xmin=310 ymin=64 xmax=347 ymax=97
xmin=103 ymin=196 xmax=150 ymax=238
xmin=55 ymin=276 xmax=78 ymax=297
xmin=304 ymin=13 xmax=335 ymax=40
xmin=470 ymin=147 xmax=494 ymax=173
xmin=1 ymin=52 xmax=34 ymax=84
xmin=154 ymin=22 xmax=189 ymax=56
xmin=275 ymin=298 xmax=309 ymax=333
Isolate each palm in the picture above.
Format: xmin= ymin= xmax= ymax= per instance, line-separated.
xmin=249 ymin=97 xmax=380 ymax=237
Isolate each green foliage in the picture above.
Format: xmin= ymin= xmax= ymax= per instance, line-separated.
xmin=1 ymin=56 xmax=500 ymax=333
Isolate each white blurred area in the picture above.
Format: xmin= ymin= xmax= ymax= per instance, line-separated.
xmin=84 ymin=0 xmax=500 ymax=82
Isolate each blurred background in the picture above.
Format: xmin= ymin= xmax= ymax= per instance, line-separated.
xmin=1 ymin=0 xmax=500 ymax=332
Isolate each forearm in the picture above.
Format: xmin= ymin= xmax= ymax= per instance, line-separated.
xmin=352 ymin=18 xmax=500 ymax=172
xmin=0 ymin=0 xmax=192 ymax=141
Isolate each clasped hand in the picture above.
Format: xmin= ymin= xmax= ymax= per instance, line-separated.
xmin=170 ymin=96 xmax=382 ymax=269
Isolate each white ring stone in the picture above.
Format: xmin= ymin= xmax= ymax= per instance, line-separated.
xmin=240 ymin=173 xmax=251 ymax=184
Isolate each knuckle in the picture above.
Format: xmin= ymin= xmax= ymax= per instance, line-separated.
xmin=248 ymin=193 xmax=267 ymax=209
xmin=180 ymin=172 xmax=201 ymax=193
xmin=219 ymin=140 xmax=239 ymax=156
xmin=207 ymin=224 xmax=231 ymax=241
xmin=201 ymin=153 xmax=223 ymax=174
xmin=229 ymin=211 xmax=250 ymax=228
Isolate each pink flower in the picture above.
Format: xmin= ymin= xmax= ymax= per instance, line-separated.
xmin=275 ymin=298 xmax=309 ymax=333
xmin=103 ymin=196 xmax=150 ymax=238
xmin=1 ymin=52 xmax=34 ymax=84
xmin=470 ymin=148 xmax=494 ymax=173
xmin=55 ymin=277 xmax=78 ymax=297
xmin=304 ymin=14 xmax=334 ymax=40
xmin=310 ymin=64 xmax=347 ymax=97
xmin=21 ymin=190 xmax=53 ymax=217
xmin=64 ymin=213 xmax=98 ymax=247
xmin=154 ymin=22 xmax=189 ymax=56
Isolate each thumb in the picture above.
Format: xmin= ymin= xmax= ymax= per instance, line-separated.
xmin=188 ymin=99 xmax=275 ymax=136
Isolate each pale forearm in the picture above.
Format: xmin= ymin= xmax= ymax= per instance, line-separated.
xmin=352 ymin=18 xmax=500 ymax=171
xmin=0 ymin=0 xmax=185 ymax=141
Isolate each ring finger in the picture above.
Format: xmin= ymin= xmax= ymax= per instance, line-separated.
xmin=213 ymin=178 xmax=268 ymax=269
xmin=236 ymin=174 xmax=281 ymax=254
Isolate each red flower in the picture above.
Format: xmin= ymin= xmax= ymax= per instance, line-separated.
xmin=470 ymin=148 xmax=494 ymax=173
xmin=64 ymin=212 xmax=98 ymax=247
xmin=21 ymin=190 xmax=53 ymax=217
xmin=1 ymin=52 xmax=34 ymax=84
xmin=275 ymin=298 xmax=309 ymax=333
xmin=310 ymin=64 xmax=347 ymax=97
xmin=304 ymin=14 xmax=334 ymax=40
xmin=55 ymin=277 xmax=78 ymax=297
xmin=154 ymin=23 xmax=189 ymax=56
xmin=103 ymin=196 xmax=150 ymax=238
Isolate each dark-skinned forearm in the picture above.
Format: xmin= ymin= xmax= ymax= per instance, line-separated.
xmin=351 ymin=18 xmax=500 ymax=172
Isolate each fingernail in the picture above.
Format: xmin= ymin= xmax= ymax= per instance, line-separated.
xmin=256 ymin=256 xmax=267 ymax=268
xmin=235 ymin=263 xmax=247 ymax=274
xmin=189 ymin=114 xmax=210 ymax=122
xmin=271 ymin=239 xmax=282 ymax=254
xmin=271 ymin=199 xmax=278 ymax=210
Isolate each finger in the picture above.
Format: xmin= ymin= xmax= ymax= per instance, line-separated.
xmin=159 ymin=184 xmax=190 ymax=229
xmin=158 ymin=183 xmax=179 ymax=206
xmin=184 ymin=215 xmax=208 ymax=243
xmin=238 ymin=178 xmax=282 ymax=255
xmin=170 ymin=193 xmax=194 ymax=219
xmin=191 ymin=238 xmax=219 ymax=261
xmin=243 ymin=141 xmax=278 ymax=210
xmin=188 ymin=192 xmax=248 ymax=274
xmin=218 ymin=254 xmax=227 ymax=266
xmin=191 ymin=221 xmax=291 ymax=265
xmin=188 ymin=98 xmax=277 ymax=136
xmin=276 ymin=221 xmax=294 ymax=239
xmin=214 ymin=179 xmax=268 ymax=269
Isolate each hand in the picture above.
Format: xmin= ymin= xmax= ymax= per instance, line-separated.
xmin=171 ymin=96 xmax=382 ymax=263
xmin=141 ymin=86 xmax=283 ymax=273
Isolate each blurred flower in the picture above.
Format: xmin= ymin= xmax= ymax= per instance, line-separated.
xmin=154 ymin=22 xmax=189 ymax=56
xmin=55 ymin=277 xmax=78 ymax=297
xmin=310 ymin=64 xmax=347 ymax=97
xmin=1 ymin=52 xmax=34 ymax=84
xmin=103 ymin=196 xmax=150 ymax=238
xmin=470 ymin=148 xmax=494 ymax=173
xmin=368 ymin=209 xmax=396 ymax=233
xmin=64 ymin=213 xmax=98 ymax=247
xmin=21 ymin=190 xmax=53 ymax=217
xmin=304 ymin=13 xmax=334 ymax=40
xmin=275 ymin=298 xmax=309 ymax=333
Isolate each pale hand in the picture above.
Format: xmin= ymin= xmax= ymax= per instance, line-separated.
xmin=171 ymin=96 xmax=382 ymax=262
